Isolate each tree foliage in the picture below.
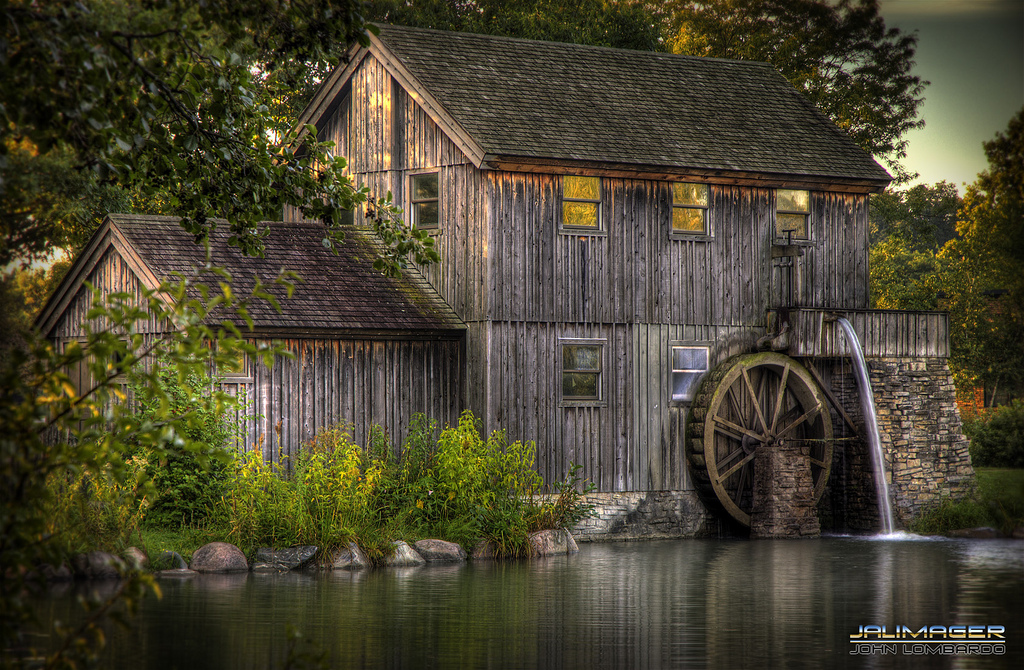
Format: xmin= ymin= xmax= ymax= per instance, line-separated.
xmin=664 ymin=0 xmax=926 ymax=183
xmin=363 ymin=0 xmax=663 ymax=50
xmin=1 ymin=0 xmax=437 ymax=275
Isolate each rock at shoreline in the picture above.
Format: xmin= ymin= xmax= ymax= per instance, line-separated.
xmin=153 ymin=550 xmax=188 ymax=571
xmin=948 ymin=527 xmax=1003 ymax=539
xmin=190 ymin=542 xmax=248 ymax=573
xmin=414 ymin=539 xmax=466 ymax=563
xmin=123 ymin=547 xmax=148 ymax=570
xmin=253 ymin=546 xmax=318 ymax=572
xmin=386 ymin=541 xmax=426 ymax=567
xmin=330 ymin=542 xmax=369 ymax=570
xmin=470 ymin=540 xmax=496 ymax=560
xmin=528 ymin=529 xmax=579 ymax=556
xmin=38 ymin=563 xmax=73 ymax=582
xmin=72 ymin=551 xmax=126 ymax=579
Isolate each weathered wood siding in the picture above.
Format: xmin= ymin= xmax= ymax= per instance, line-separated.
xmin=778 ymin=309 xmax=949 ymax=358
xmin=293 ymin=54 xmax=491 ymax=323
xmin=243 ymin=337 xmax=464 ymax=463
xmin=50 ymin=244 xmax=170 ymax=340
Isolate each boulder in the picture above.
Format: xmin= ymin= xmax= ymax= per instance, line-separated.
xmin=528 ymin=529 xmax=579 ymax=556
xmin=948 ymin=527 xmax=1003 ymax=539
xmin=123 ymin=547 xmax=148 ymax=571
xmin=470 ymin=540 xmax=496 ymax=560
xmin=72 ymin=551 xmax=125 ymax=579
xmin=189 ymin=542 xmax=248 ymax=573
xmin=414 ymin=539 xmax=467 ymax=563
xmin=252 ymin=546 xmax=318 ymax=572
xmin=330 ymin=542 xmax=370 ymax=570
xmin=153 ymin=550 xmax=188 ymax=571
xmin=37 ymin=563 xmax=73 ymax=582
xmin=386 ymin=541 xmax=426 ymax=567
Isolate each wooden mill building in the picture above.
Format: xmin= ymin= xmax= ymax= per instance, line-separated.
xmin=43 ymin=25 xmax=973 ymax=535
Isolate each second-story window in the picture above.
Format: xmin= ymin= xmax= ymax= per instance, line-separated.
xmin=672 ymin=182 xmax=709 ymax=234
xmin=411 ymin=172 xmax=439 ymax=230
xmin=562 ymin=175 xmax=601 ymax=229
xmin=776 ymin=189 xmax=810 ymax=240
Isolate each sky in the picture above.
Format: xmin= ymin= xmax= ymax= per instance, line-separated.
xmin=878 ymin=0 xmax=1024 ymax=190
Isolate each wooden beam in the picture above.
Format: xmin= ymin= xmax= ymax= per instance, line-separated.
xmin=804 ymin=359 xmax=861 ymax=437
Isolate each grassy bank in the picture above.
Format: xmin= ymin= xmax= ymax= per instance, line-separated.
xmin=909 ymin=467 xmax=1024 ymax=536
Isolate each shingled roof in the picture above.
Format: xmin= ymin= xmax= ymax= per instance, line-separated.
xmin=37 ymin=214 xmax=464 ymax=336
xmin=302 ymin=24 xmax=890 ymax=189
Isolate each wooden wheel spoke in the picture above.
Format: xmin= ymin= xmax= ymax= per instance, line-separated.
xmin=776 ymin=405 xmax=821 ymax=439
xmin=719 ymin=451 xmax=756 ymax=481
xmin=770 ymin=363 xmax=790 ymax=434
xmin=732 ymin=462 xmax=751 ymax=505
xmin=712 ymin=414 xmax=763 ymax=443
xmin=809 ymin=456 xmax=828 ymax=468
xmin=741 ymin=368 xmax=769 ymax=435
xmin=719 ymin=445 xmax=749 ymax=469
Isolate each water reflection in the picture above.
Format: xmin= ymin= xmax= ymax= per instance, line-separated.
xmin=31 ymin=538 xmax=1021 ymax=669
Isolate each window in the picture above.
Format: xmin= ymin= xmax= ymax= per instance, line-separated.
xmin=671 ymin=182 xmax=708 ymax=234
xmin=411 ymin=172 xmax=439 ymax=229
xmin=776 ymin=189 xmax=810 ymax=240
xmin=562 ymin=175 xmax=601 ymax=229
xmin=671 ymin=346 xmax=709 ymax=402
xmin=562 ymin=342 xmax=603 ymax=401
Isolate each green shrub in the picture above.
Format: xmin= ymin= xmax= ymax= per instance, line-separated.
xmin=965 ymin=400 xmax=1024 ymax=468
xmin=130 ymin=366 xmax=237 ymax=528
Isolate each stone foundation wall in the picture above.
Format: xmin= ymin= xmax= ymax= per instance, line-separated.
xmin=570 ymin=491 xmax=715 ymax=541
xmin=829 ymin=356 xmax=975 ymax=529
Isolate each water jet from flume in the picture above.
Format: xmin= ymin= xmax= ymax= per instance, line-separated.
xmin=836 ymin=317 xmax=894 ymax=534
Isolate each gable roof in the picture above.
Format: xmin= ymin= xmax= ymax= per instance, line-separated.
xmin=36 ymin=214 xmax=464 ymax=337
xmin=300 ymin=25 xmax=890 ymax=191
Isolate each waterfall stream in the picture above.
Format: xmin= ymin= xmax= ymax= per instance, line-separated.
xmin=835 ymin=317 xmax=894 ymax=534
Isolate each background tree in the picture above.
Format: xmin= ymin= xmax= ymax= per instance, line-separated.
xmin=1 ymin=0 xmax=435 ymax=273
xmin=663 ymin=0 xmax=926 ymax=183
xmin=363 ymin=0 xmax=662 ymax=51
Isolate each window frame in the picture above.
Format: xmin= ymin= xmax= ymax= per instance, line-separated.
xmin=558 ymin=338 xmax=607 ymax=407
xmin=670 ymin=182 xmax=711 ymax=238
xmin=775 ymin=188 xmax=811 ymax=242
xmin=669 ymin=343 xmax=711 ymax=405
xmin=410 ymin=170 xmax=440 ymax=231
xmin=560 ymin=175 xmax=605 ymax=234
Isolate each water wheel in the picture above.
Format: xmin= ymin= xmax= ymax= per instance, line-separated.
xmin=686 ymin=352 xmax=833 ymax=527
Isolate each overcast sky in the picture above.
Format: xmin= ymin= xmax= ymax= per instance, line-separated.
xmin=878 ymin=0 xmax=1023 ymax=190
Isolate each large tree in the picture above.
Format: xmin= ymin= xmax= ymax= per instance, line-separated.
xmin=363 ymin=0 xmax=663 ymax=51
xmin=663 ymin=0 xmax=926 ymax=183
xmin=1 ymin=0 xmax=435 ymax=273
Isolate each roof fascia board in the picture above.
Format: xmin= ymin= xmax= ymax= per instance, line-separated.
xmin=367 ymin=32 xmax=487 ymax=168
xmin=482 ymin=156 xmax=891 ymax=194
xmin=293 ymin=43 xmax=368 ymax=144
xmin=246 ymin=327 xmax=466 ymax=339
xmin=35 ymin=220 xmax=115 ymax=336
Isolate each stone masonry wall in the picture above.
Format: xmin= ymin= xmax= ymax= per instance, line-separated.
xmin=831 ymin=357 xmax=975 ymax=528
xmin=570 ymin=491 xmax=715 ymax=541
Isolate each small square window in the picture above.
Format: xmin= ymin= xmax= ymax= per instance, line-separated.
xmin=411 ymin=172 xmax=439 ymax=229
xmin=776 ymin=189 xmax=809 ymax=239
xmin=671 ymin=346 xmax=709 ymax=402
xmin=562 ymin=342 xmax=602 ymax=400
xmin=672 ymin=183 xmax=708 ymax=234
xmin=562 ymin=176 xmax=601 ymax=229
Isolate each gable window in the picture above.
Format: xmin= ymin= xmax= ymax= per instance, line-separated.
xmin=561 ymin=341 xmax=603 ymax=401
xmin=671 ymin=182 xmax=709 ymax=234
xmin=671 ymin=346 xmax=709 ymax=402
xmin=562 ymin=175 xmax=601 ymax=229
xmin=411 ymin=172 xmax=439 ymax=229
xmin=776 ymin=189 xmax=810 ymax=240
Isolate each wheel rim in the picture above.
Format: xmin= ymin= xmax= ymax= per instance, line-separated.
xmin=686 ymin=352 xmax=833 ymax=527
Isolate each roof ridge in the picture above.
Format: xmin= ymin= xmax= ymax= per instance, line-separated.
xmin=373 ymin=23 xmax=774 ymax=69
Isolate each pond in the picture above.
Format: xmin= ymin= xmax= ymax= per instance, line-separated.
xmin=32 ymin=536 xmax=1022 ymax=669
